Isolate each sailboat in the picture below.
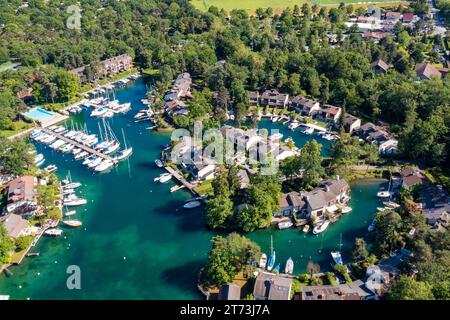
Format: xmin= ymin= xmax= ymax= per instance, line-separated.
xmin=267 ymin=236 xmax=276 ymax=271
xmin=285 ymin=257 xmax=294 ymax=274
xmin=377 ymin=175 xmax=393 ymax=198
xmin=114 ymin=128 xmax=133 ymax=161
xmin=259 ymin=253 xmax=267 ymax=269
xmin=331 ymin=233 xmax=344 ymax=265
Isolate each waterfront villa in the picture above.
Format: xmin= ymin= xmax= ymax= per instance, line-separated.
xmin=357 ymin=122 xmax=398 ymax=154
xmin=0 ymin=213 xmax=29 ymax=239
xmin=218 ymin=284 xmax=241 ymax=300
xmin=302 ymin=179 xmax=350 ymax=221
xmin=343 ymin=113 xmax=361 ymax=133
xmin=400 ymin=167 xmax=425 ymax=189
xmin=253 ymin=272 xmax=292 ymax=300
xmin=260 ymin=90 xmax=289 ymax=108
xmin=69 ymin=54 xmax=133 ymax=83
xmin=316 ymin=104 xmax=342 ymax=123
xmin=164 ymin=99 xmax=188 ymax=117
xmin=299 ymin=280 xmax=372 ymax=300
xmin=289 ymin=95 xmax=320 ymax=116
xmin=248 ymin=91 xmax=260 ymax=106
xmin=277 ymin=192 xmax=305 ymax=217
xmin=5 ymin=176 xmax=37 ymax=215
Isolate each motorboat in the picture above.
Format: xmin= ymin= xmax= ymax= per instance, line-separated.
xmin=341 ymin=206 xmax=352 ymax=214
xmin=368 ymin=219 xmax=376 ymax=232
xmin=269 ymin=133 xmax=284 ymax=141
xmin=83 ymin=155 xmax=97 ymax=166
xmin=259 ymin=253 xmax=267 ymax=269
xmin=62 ymin=220 xmax=82 ymax=227
xmin=65 ymin=210 xmax=76 ymax=217
xmin=63 ymin=188 xmax=76 ymax=195
xmin=278 ymin=220 xmax=293 ymax=230
xmin=302 ymin=225 xmax=310 ymax=233
xmin=72 ymin=148 xmax=82 ymax=155
xmin=170 ymin=185 xmax=185 ymax=193
xmin=383 ymin=201 xmax=400 ymax=209
xmin=285 ymin=258 xmax=294 ymax=274
xmin=63 ymin=182 xmax=82 ymax=189
xmin=87 ymin=157 xmax=103 ymax=168
xmin=60 ymin=144 xmax=74 ymax=153
xmin=101 ymin=110 xmax=115 ymax=118
xmin=156 ymin=173 xmax=172 ymax=183
xmin=271 ymin=116 xmax=279 ymax=123
xmin=45 ymin=228 xmax=63 ymax=236
xmin=64 ymin=198 xmax=87 ymax=206
xmin=44 ymin=165 xmax=58 ymax=173
xmin=313 ymin=220 xmax=330 ymax=235
xmin=115 ymin=102 xmax=131 ymax=113
xmin=74 ymin=151 xmax=89 ymax=160
xmin=377 ymin=190 xmax=392 ymax=198
xmin=183 ymin=201 xmax=201 ymax=209
xmin=90 ymin=107 xmax=109 ymax=117
xmin=155 ymin=159 xmax=164 ymax=167
xmin=33 ymin=154 xmax=45 ymax=166
xmin=302 ymin=127 xmax=314 ymax=135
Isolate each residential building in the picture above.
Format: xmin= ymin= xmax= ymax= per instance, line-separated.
xmin=248 ymin=91 xmax=260 ymax=106
xmin=164 ymin=73 xmax=192 ymax=101
xmin=290 ymin=95 xmax=320 ymax=116
xmin=300 ymin=280 xmax=372 ymax=300
xmin=343 ymin=113 xmax=361 ymax=133
xmin=253 ymin=272 xmax=292 ymax=300
xmin=277 ymin=192 xmax=305 ymax=217
xmin=5 ymin=176 xmax=37 ymax=214
xmin=219 ymin=284 xmax=241 ymax=300
xmin=400 ymin=167 xmax=425 ymax=189
xmin=402 ymin=13 xmax=414 ymax=23
xmin=260 ymin=90 xmax=289 ymax=108
xmin=317 ymin=104 xmax=342 ymax=123
xmin=0 ymin=213 xmax=29 ymax=239
xmin=358 ymin=122 xmax=393 ymax=146
xmin=422 ymin=205 xmax=450 ymax=230
xmin=415 ymin=63 xmax=445 ymax=80
xmin=69 ymin=54 xmax=133 ymax=83
xmin=371 ymin=59 xmax=391 ymax=74
xmin=164 ymin=99 xmax=188 ymax=116
xmin=384 ymin=12 xmax=402 ymax=23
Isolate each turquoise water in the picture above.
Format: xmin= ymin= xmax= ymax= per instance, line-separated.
xmin=23 ymin=108 xmax=55 ymax=121
xmin=0 ymin=79 xmax=382 ymax=299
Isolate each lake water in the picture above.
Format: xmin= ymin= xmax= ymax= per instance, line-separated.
xmin=0 ymin=78 xmax=382 ymax=299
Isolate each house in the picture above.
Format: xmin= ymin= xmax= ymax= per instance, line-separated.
xmin=6 ymin=176 xmax=37 ymax=214
xmin=196 ymin=164 xmax=216 ymax=181
xmin=402 ymin=13 xmax=414 ymax=23
xmin=415 ymin=63 xmax=443 ymax=80
xmin=164 ymin=73 xmax=192 ymax=101
xmin=385 ymin=12 xmax=402 ymax=23
xmin=248 ymin=91 xmax=260 ymax=106
xmin=343 ymin=113 xmax=361 ymax=133
xmin=290 ymin=95 xmax=320 ymax=116
xmin=253 ymin=272 xmax=292 ymax=300
xmin=317 ymin=104 xmax=342 ymax=123
xmin=345 ymin=22 xmax=381 ymax=31
xmin=164 ymin=99 xmax=188 ymax=116
xmin=277 ymin=192 xmax=305 ymax=217
xmin=358 ymin=122 xmax=391 ymax=145
xmin=219 ymin=284 xmax=241 ymax=300
xmin=1 ymin=213 xmax=29 ymax=239
xmin=275 ymin=145 xmax=295 ymax=161
xmin=371 ymin=59 xmax=391 ymax=74
xmin=400 ymin=167 xmax=425 ymax=189
xmin=300 ymin=280 xmax=372 ymax=300
xmin=69 ymin=54 xmax=132 ymax=83
xmin=260 ymin=90 xmax=289 ymax=108
xmin=378 ymin=139 xmax=399 ymax=155
xmin=422 ymin=205 xmax=450 ymax=230
xmin=302 ymin=179 xmax=350 ymax=220
xmin=366 ymin=260 xmax=401 ymax=295
xmin=363 ymin=32 xmax=389 ymax=42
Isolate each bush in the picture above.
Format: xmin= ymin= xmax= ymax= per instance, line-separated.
xmin=298 ymin=273 xmax=309 ymax=283
xmin=326 ymin=272 xmax=337 ymax=285
xmin=14 ymin=235 xmax=33 ymax=251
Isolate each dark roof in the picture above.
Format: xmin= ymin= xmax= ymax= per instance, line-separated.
xmin=415 ymin=63 xmax=442 ymax=80
xmin=291 ymin=95 xmax=318 ymax=109
xmin=371 ymin=59 xmax=390 ymax=72
xmin=344 ymin=113 xmax=360 ymax=126
xmin=219 ymin=284 xmax=241 ymax=300
xmin=402 ymin=175 xmax=423 ymax=188
xmin=253 ymin=272 xmax=292 ymax=300
xmin=301 ymin=280 xmax=372 ymax=300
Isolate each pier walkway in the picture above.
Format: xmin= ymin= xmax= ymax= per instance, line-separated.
xmin=39 ymin=127 xmax=118 ymax=164
xmin=164 ymin=166 xmax=199 ymax=196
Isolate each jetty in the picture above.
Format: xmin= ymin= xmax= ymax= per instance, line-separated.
xmin=39 ymin=127 xmax=118 ymax=164
xmin=164 ymin=166 xmax=199 ymax=196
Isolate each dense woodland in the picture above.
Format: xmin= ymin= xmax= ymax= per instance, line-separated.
xmin=0 ymin=0 xmax=449 ymax=299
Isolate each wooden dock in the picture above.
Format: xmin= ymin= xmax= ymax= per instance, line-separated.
xmin=164 ymin=166 xmax=199 ymax=196
xmin=39 ymin=127 xmax=118 ymax=164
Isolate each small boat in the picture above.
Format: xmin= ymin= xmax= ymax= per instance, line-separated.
xmin=155 ymin=159 xmax=164 ymax=167
xmin=383 ymin=201 xmax=400 ymax=209
xmin=72 ymin=148 xmax=82 ymax=155
xmin=341 ymin=206 xmax=352 ymax=214
xmin=44 ymin=165 xmax=58 ymax=173
xmin=63 ymin=188 xmax=76 ymax=195
xmin=90 ymin=107 xmax=108 ymax=117
xmin=45 ymin=228 xmax=63 ymax=236
xmin=33 ymin=154 xmax=44 ymax=164
xmin=94 ymin=160 xmax=114 ymax=172
xmin=62 ymin=220 xmax=82 ymax=228
xmin=114 ymin=148 xmax=133 ymax=161
xmin=302 ymin=225 xmax=310 ymax=233
xmin=331 ymin=251 xmax=343 ymax=265
xmin=63 ymin=182 xmax=82 ymax=189
xmin=271 ymin=116 xmax=279 ymax=123
xmin=170 ymin=185 xmax=185 ymax=193
xmin=159 ymin=173 xmax=172 ymax=183
xmin=273 ymin=263 xmax=280 ymax=272
xmin=259 ymin=253 xmax=267 ymax=269
xmin=278 ymin=220 xmax=293 ymax=230
xmin=65 ymin=210 xmax=76 ymax=217
xmin=183 ymin=200 xmax=201 ymax=209
xmin=285 ymin=258 xmax=294 ymax=274
xmin=269 ymin=133 xmax=284 ymax=141
xmin=377 ymin=190 xmax=392 ymax=198
xmin=289 ymin=122 xmax=300 ymax=130
xmin=313 ymin=220 xmax=330 ymax=235
xmin=267 ymin=236 xmax=276 ymax=271
xmin=74 ymin=151 xmax=89 ymax=160
xmin=115 ymin=102 xmax=131 ymax=113
xmin=83 ymin=155 xmax=97 ymax=166
xmin=302 ymin=127 xmax=314 ymax=135
xmin=87 ymin=157 xmax=103 ymax=168
xmin=377 ymin=207 xmax=387 ymax=212
xmin=64 ymin=198 xmax=87 ymax=206
xmin=368 ymin=219 xmax=376 ymax=232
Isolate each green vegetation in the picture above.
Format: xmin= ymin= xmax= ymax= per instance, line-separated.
xmin=205 ymin=233 xmax=261 ymax=286
xmin=0 ymin=224 xmax=14 ymax=265
xmin=387 ymin=276 xmax=435 ymax=300
xmin=14 ymin=235 xmax=33 ymax=252
xmin=0 ymin=136 xmax=34 ymax=176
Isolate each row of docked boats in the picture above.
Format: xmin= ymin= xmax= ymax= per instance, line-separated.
xmin=259 ymin=236 xmax=294 ymax=274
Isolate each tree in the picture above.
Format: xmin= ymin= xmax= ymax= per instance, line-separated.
xmin=14 ymin=235 xmax=33 ymax=251
xmin=206 ymin=233 xmax=261 ymax=286
xmin=352 ymin=238 xmax=368 ymax=261
xmin=0 ymin=224 xmax=14 ymax=264
xmin=0 ymin=137 xmax=33 ymax=176
xmin=205 ymin=194 xmax=234 ymax=229
xmin=388 ymin=276 xmax=434 ymax=300
xmin=298 ymin=140 xmax=325 ymax=188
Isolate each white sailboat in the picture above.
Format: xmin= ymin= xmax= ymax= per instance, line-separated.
xmin=285 ymin=257 xmax=294 ymax=274
xmin=259 ymin=253 xmax=267 ymax=269
xmin=331 ymin=233 xmax=344 ymax=265
xmin=267 ymin=236 xmax=276 ymax=271
xmin=313 ymin=220 xmax=330 ymax=235
xmin=94 ymin=160 xmax=114 ymax=172
xmin=113 ymin=128 xmax=133 ymax=161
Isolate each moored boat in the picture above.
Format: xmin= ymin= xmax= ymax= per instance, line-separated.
xmin=159 ymin=173 xmax=172 ymax=183
xmin=183 ymin=200 xmax=201 ymax=209
xmin=302 ymin=225 xmax=310 ymax=233
xmin=44 ymin=165 xmax=58 ymax=173
xmin=341 ymin=206 xmax=352 ymax=214
xmin=368 ymin=219 xmax=376 ymax=232
xmin=259 ymin=253 xmax=267 ymax=269
xmin=313 ymin=220 xmax=330 ymax=235
xmin=278 ymin=220 xmax=293 ymax=230
xmin=155 ymin=159 xmax=164 ymax=167
xmin=62 ymin=220 xmax=82 ymax=228
xmin=65 ymin=210 xmax=76 ymax=217
xmin=331 ymin=251 xmax=343 ymax=265
xmin=285 ymin=258 xmax=294 ymax=274
xmin=45 ymin=228 xmax=63 ymax=236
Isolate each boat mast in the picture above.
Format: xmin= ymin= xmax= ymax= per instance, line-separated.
xmin=270 ymin=235 xmax=273 ymax=255
xmin=338 ymin=233 xmax=343 ymax=251
xmin=121 ymin=128 xmax=127 ymax=149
